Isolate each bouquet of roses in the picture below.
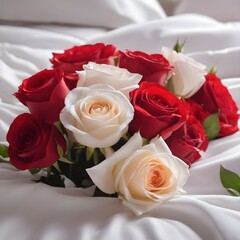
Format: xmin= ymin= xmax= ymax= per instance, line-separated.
xmin=1 ymin=42 xmax=239 ymax=215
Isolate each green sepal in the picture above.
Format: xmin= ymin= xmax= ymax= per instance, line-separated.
xmin=173 ymin=40 xmax=185 ymax=53
xmin=114 ymin=56 xmax=119 ymax=67
xmin=86 ymin=147 xmax=94 ymax=161
xmin=0 ymin=144 xmax=9 ymax=158
xmin=121 ymin=131 xmax=131 ymax=141
xmin=220 ymin=165 xmax=240 ymax=196
xmin=93 ymin=149 xmax=100 ymax=165
xmin=57 ymin=143 xmax=64 ymax=158
xmin=142 ymin=137 xmax=150 ymax=146
xmin=99 ymin=148 xmax=106 ymax=157
xmin=203 ymin=113 xmax=220 ymax=140
xmin=208 ymin=66 xmax=217 ymax=74
xmin=165 ymin=76 xmax=175 ymax=95
xmin=58 ymin=157 xmax=74 ymax=164
xmin=52 ymin=162 xmax=61 ymax=173
xmin=111 ymin=132 xmax=132 ymax=152
xmin=73 ymin=145 xmax=85 ymax=153
xmin=29 ymin=168 xmax=41 ymax=175
xmin=54 ymin=121 xmax=66 ymax=135
xmin=47 ymin=166 xmax=51 ymax=178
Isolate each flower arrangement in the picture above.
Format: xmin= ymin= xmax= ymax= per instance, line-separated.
xmin=0 ymin=42 xmax=239 ymax=215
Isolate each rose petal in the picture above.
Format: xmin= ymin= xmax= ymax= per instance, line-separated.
xmin=77 ymin=62 xmax=142 ymax=97
xmin=173 ymin=60 xmax=206 ymax=98
xmin=86 ymin=133 xmax=143 ymax=194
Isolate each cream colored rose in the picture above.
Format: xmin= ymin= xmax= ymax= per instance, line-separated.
xmin=161 ymin=47 xmax=207 ymax=98
xmin=87 ymin=133 xmax=190 ymax=216
xmin=77 ymin=62 xmax=142 ymax=97
xmin=60 ymin=84 xmax=134 ymax=148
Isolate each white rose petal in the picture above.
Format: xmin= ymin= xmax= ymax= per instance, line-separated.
xmin=86 ymin=132 xmax=143 ymax=194
xmin=161 ymin=47 xmax=207 ymax=98
xmin=60 ymin=84 xmax=134 ymax=148
xmin=86 ymin=133 xmax=190 ymax=216
xmin=77 ymin=62 xmax=142 ymax=97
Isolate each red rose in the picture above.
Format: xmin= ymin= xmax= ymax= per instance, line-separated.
xmin=50 ymin=43 xmax=118 ymax=89
xmin=184 ymin=99 xmax=210 ymax=123
xmin=191 ymin=74 xmax=239 ymax=137
xmin=7 ymin=113 xmax=66 ymax=170
xmin=165 ymin=116 xmax=209 ymax=166
xmin=14 ymin=69 xmax=69 ymax=124
xmin=119 ymin=50 xmax=173 ymax=85
xmin=129 ymin=82 xmax=187 ymax=139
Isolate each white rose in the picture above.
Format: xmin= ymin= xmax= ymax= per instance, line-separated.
xmin=77 ymin=62 xmax=142 ymax=97
xmin=60 ymin=84 xmax=134 ymax=148
xmin=86 ymin=133 xmax=190 ymax=216
xmin=161 ymin=47 xmax=207 ymax=98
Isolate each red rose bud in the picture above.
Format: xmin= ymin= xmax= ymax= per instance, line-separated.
xmin=129 ymin=82 xmax=187 ymax=139
xmin=14 ymin=68 xmax=69 ymax=124
xmin=119 ymin=50 xmax=173 ymax=86
xmin=50 ymin=43 xmax=118 ymax=89
xmin=7 ymin=113 xmax=66 ymax=170
xmin=191 ymin=74 xmax=239 ymax=137
xmin=166 ymin=116 xmax=209 ymax=166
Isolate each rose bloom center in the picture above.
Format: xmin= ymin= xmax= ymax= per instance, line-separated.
xmin=82 ymin=99 xmax=117 ymax=120
xmin=145 ymin=163 xmax=172 ymax=192
xmin=89 ymin=102 xmax=109 ymax=115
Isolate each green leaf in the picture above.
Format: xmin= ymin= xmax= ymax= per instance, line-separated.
xmin=203 ymin=113 xmax=220 ymax=140
xmin=72 ymin=145 xmax=85 ymax=162
xmin=220 ymin=165 xmax=240 ymax=196
xmin=81 ymin=179 xmax=94 ymax=188
xmin=0 ymin=144 xmax=9 ymax=158
xmin=93 ymin=186 xmax=117 ymax=198
xmin=37 ymin=174 xmax=65 ymax=187
xmin=226 ymin=188 xmax=240 ymax=197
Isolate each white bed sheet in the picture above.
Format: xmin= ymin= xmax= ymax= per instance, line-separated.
xmin=1 ymin=1 xmax=240 ymax=240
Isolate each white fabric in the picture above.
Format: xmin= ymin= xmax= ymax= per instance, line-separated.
xmin=158 ymin=0 xmax=240 ymax=22
xmin=174 ymin=0 xmax=240 ymax=22
xmin=1 ymin=1 xmax=240 ymax=239
xmin=88 ymin=14 xmax=240 ymax=54
xmin=0 ymin=0 xmax=166 ymax=28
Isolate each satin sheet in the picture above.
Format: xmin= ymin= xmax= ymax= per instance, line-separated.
xmin=0 ymin=10 xmax=240 ymax=240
